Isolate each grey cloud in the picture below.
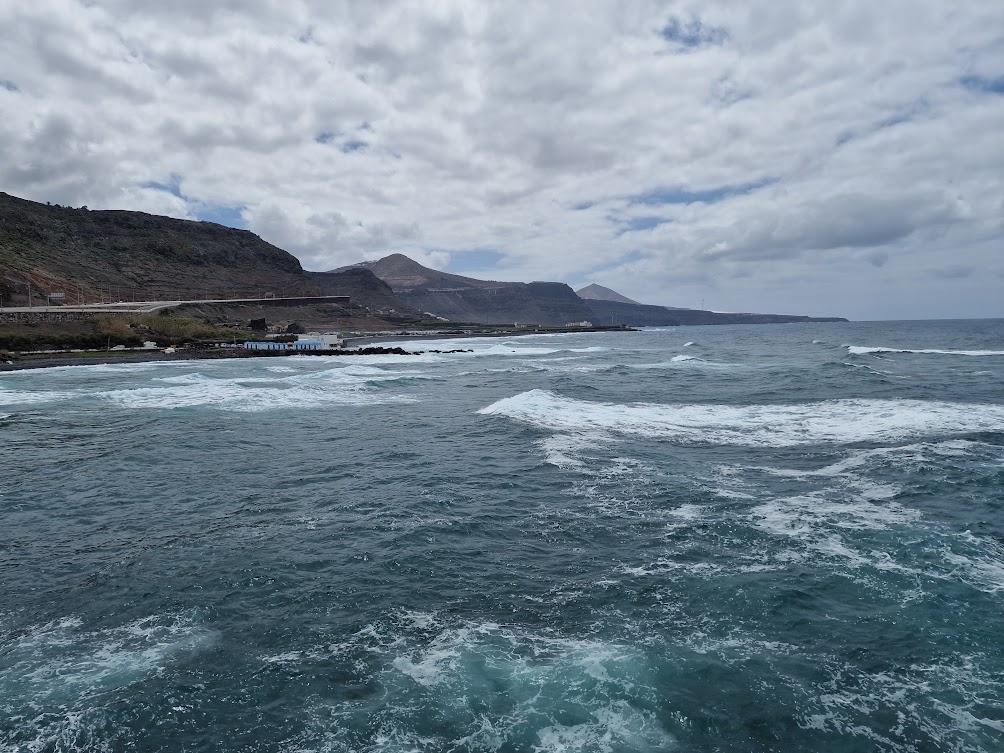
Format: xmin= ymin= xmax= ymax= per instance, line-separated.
xmin=0 ymin=0 xmax=1000 ymax=319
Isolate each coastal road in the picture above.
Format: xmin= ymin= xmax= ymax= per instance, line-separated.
xmin=0 ymin=295 xmax=350 ymax=314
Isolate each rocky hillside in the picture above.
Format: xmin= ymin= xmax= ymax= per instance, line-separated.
xmin=332 ymin=254 xmax=595 ymax=326
xmin=307 ymin=268 xmax=423 ymax=319
xmin=0 ymin=192 xmax=319 ymax=306
xmin=348 ymin=254 xmax=846 ymax=326
xmin=575 ymin=283 xmax=639 ymax=305
xmin=336 ymin=253 xmax=506 ymax=291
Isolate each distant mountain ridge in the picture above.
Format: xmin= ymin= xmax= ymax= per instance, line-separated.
xmin=330 ymin=254 xmax=505 ymax=291
xmin=331 ymin=254 xmax=595 ymax=325
xmin=575 ymin=283 xmax=639 ymax=305
xmin=0 ymin=191 xmax=845 ymax=326
xmin=352 ymin=254 xmax=846 ymax=326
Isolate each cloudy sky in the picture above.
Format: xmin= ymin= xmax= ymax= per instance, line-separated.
xmin=1 ymin=1 xmax=1002 ymax=319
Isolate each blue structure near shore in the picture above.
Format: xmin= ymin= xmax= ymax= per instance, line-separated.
xmin=242 ymin=340 xmax=324 ymax=351
xmin=243 ymin=341 xmax=286 ymax=350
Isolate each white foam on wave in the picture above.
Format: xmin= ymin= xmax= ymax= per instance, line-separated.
xmin=0 ymin=387 xmax=76 ymax=406
xmin=683 ymin=341 xmax=695 ymax=347
xmin=941 ymin=543 xmax=1004 ymax=593
xmin=296 ymin=614 xmax=674 ymax=752
xmin=1 ymin=613 xmax=217 ymax=748
xmin=802 ymin=653 xmax=1004 ymax=752
xmin=2 ymin=613 xmax=216 ymax=698
xmin=848 ymin=345 xmax=1004 ymax=356
xmin=765 ymin=440 xmax=981 ymax=479
xmin=751 ymin=492 xmax=918 ymax=540
xmin=99 ymin=364 xmax=426 ymax=411
xmin=479 ymin=390 xmax=1004 ymax=447
xmin=539 ymin=432 xmax=611 ymax=470
xmin=624 ymin=358 xmax=742 ymax=371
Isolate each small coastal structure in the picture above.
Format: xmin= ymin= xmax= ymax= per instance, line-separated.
xmin=300 ymin=332 xmax=344 ymax=348
xmin=243 ymin=341 xmax=286 ymax=351
xmin=242 ymin=339 xmax=325 ymax=351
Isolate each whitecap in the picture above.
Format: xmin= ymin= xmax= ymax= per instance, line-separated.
xmin=0 ymin=387 xmax=76 ymax=406
xmin=848 ymin=346 xmax=1004 ymax=356
xmin=479 ymin=390 xmax=1004 ymax=447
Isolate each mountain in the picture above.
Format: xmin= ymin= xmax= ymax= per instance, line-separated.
xmin=582 ymin=299 xmax=846 ymax=326
xmin=332 ymin=254 xmax=595 ymax=326
xmin=333 ymin=253 xmax=506 ymax=291
xmin=575 ymin=283 xmax=639 ymax=305
xmin=0 ymin=192 xmax=321 ymax=306
xmin=352 ymin=254 xmax=846 ymax=326
xmin=307 ymin=267 xmax=423 ymax=318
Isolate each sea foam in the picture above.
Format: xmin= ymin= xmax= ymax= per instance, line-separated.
xmin=98 ymin=365 xmax=425 ymax=411
xmin=848 ymin=346 xmax=1004 ymax=356
xmin=479 ymin=390 xmax=1004 ymax=446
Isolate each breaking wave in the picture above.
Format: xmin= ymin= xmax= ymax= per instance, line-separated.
xmin=0 ymin=613 xmax=217 ymax=751
xmin=98 ymin=365 xmax=427 ymax=411
xmin=848 ymin=345 xmax=1004 ymax=356
xmin=479 ymin=389 xmax=1004 ymax=446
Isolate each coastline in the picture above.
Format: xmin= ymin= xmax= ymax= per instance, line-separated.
xmin=0 ymin=345 xmax=424 ymax=372
xmin=1 ymin=326 xmax=635 ymax=372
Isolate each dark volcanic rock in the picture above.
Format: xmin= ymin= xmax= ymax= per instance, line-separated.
xmin=307 ymin=267 xmax=422 ymax=317
xmin=0 ymin=192 xmax=319 ymax=305
xmin=396 ymin=282 xmax=594 ymax=326
xmin=343 ymin=254 xmax=595 ymax=325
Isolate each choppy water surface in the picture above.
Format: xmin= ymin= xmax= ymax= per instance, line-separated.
xmin=2 ymin=319 xmax=1003 ymax=752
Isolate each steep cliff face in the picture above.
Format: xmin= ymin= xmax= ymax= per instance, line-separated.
xmin=307 ymin=268 xmax=423 ymax=317
xmin=336 ymin=255 xmax=595 ymax=325
xmin=0 ymin=192 xmax=319 ymax=305
xmin=397 ymin=281 xmax=594 ymax=325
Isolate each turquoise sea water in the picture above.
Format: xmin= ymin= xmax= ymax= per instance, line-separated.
xmin=1 ymin=319 xmax=1003 ymax=752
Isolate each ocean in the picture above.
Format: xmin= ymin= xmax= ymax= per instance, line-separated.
xmin=1 ymin=319 xmax=1003 ymax=752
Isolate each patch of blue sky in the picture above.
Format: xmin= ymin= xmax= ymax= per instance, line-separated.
xmin=625 ymin=216 xmax=668 ymax=231
xmin=140 ymin=177 xmax=245 ymax=229
xmin=314 ymin=131 xmax=337 ymax=144
xmin=961 ymin=74 xmax=1004 ymax=94
xmin=660 ymin=18 xmax=727 ymax=48
xmin=566 ymin=250 xmax=649 ymax=290
xmin=572 ymin=200 xmax=594 ymax=211
xmin=444 ymin=250 xmax=506 ymax=275
xmin=629 ymin=179 xmax=773 ymax=207
xmin=0 ymin=79 xmax=18 ymax=92
xmin=196 ymin=204 xmax=247 ymax=229
xmin=341 ymin=140 xmax=368 ymax=153
xmin=141 ymin=178 xmax=184 ymax=199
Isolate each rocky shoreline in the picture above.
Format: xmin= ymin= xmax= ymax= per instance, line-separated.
xmin=2 ymin=326 xmax=636 ymax=371
xmin=0 ymin=345 xmax=441 ymax=372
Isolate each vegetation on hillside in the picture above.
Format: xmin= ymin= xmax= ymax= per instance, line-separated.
xmin=0 ymin=313 xmax=251 ymax=352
